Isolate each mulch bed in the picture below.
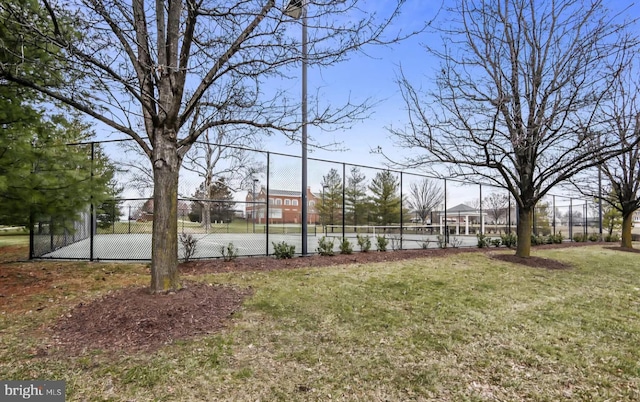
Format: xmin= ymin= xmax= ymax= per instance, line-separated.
xmin=46 ymin=242 xmax=611 ymax=354
xmin=51 ymin=282 xmax=251 ymax=354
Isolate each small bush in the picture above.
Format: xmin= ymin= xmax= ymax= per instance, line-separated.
xmin=588 ymin=233 xmax=600 ymax=242
xmin=531 ymin=234 xmax=546 ymax=246
xmin=500 ymin=233 xmax=517 ymax=248
xmin=436 ymin=234 xmax=447 ymax=249
xmin=220 ymin=242 xmax=238 ymax=262
xmin=491 ymin=238 xmax=502 ymax=247
xmin=339 ymin=238 xmax=353 ymax=255
xmin=273 ymin=241 xmax=295 ymax=259
xmin=550 ymin=232 xmax=564 ymax=244
xmin=604 ymin=233 xmax=620 ymax=242
xmin=316 ymin=236 xmax=335 ymax=256
xmin=421 ymin=239 xmax=431 ymax=249
xmin=450 ymin=236 xmax=462 ymax=248
xmin=376 ymin=235 xmax=388 ymax=252
xmin=179 ymin=233 xmax=198 ymax=262
xmin=477 ymin=233 xmax=491 ymax=248
xmin=357 ymin=234 xmax=371 ymax=252
xmin=572 ymin=233 xmax=586 ymax=242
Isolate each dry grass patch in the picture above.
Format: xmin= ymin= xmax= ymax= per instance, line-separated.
xmin=1 ymin=244 xmax=640 ymax=401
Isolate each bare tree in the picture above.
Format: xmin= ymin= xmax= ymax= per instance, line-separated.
xmin=406 ymin=178 xmax=443 ymax=223
xmin=581 ymin=54 xmax=640 ymax=248
xmin=389 ymin=0 xmax=638 ymax=257
xmin=183 ymin=123 xmax=264 ymax=231
xmin=1 ymin=0 xmax=418 ymax=292
xmin=484 ymin=192 xmax=509 ymax=232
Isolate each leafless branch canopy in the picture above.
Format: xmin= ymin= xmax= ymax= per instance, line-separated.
xmin=405 ymin=178 xmax=443 ymax=222
xmin=389 ymin=0 xmax=639 ymax=208
xmin=0 ymin=0 xmax=421 ymax=159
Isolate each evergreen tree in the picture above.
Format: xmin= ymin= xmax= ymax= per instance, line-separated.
xmin=0 ymin=113 xmax=114 ymax=228
xmin=190 ymin=178 xmax=235 ymax=223
xmin=345 ymin=167 xmax=368 ymax=226
xmin=318 ymin=169 xmax=343 ymax=229
xmin=96 ymin=172 xmax=124 ymax=230
xmin=369 ymin=171 xmax=401 ymax=226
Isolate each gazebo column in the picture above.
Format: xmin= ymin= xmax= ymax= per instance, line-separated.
xmin=465 ymin=215 xmax=469 ymax=235
xmin=439 ymin=215 xmax=443 ymax=235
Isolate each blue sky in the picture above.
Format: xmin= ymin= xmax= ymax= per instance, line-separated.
xmin=269 ymin=0 xmax=439 ymax=166
xmin=94 ymin=0 xmax=640 ymax=206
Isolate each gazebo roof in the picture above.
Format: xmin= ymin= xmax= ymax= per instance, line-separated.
xmin=447 ymin=203 xmax=477 ymax=213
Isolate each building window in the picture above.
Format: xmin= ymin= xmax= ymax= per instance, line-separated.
xmin=293 ymin=200 xmax=299 ymax=206
xmin=308 ymin=200 xmax=314 ymax=207
xmin=269 ymin=198 xmax=274 ymax=205
xmin=275 ymin=198 xmax=282 ymax=205
xmin=285 ymin=199 xmax=291 ymax=206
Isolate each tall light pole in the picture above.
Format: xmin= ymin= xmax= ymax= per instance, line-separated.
xmin=285 ymin=0 xmax=308 ymax=255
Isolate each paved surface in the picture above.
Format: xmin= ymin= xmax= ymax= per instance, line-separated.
xmin=41 ymin=232 xmax=480 ymax=261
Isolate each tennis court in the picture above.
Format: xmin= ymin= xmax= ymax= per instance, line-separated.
xmin=39 ymin=227 xmax=479 ymax=261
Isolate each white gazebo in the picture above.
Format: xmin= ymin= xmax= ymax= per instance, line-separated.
xmin=439 ymin=203 xmax=487 ymax=235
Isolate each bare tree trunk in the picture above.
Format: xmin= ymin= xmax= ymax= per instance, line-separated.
xmin=150 ymin=137 xmax=180 ymax=293
xmin=621 ymin=211 xmax=634 ymax=249
xmin=203 ymin=176 xmax=212 ymax=231
xmin=516 ymin=206 xmax=532 ymax=257
xmin=202 ymin=204 xmax=211 ymax=231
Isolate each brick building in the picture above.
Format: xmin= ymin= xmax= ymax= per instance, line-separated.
xmin=245 ymin=186 xmax=319 ymax=224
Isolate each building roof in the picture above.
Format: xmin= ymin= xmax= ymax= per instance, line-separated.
xmin=267 ymin=189 xmax=301 ymax=197
xmin=447 ymin=203 xmax=478 ymax=213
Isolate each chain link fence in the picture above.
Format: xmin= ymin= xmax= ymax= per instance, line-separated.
xmin=31 ymin=140 xmax=605 ymax=260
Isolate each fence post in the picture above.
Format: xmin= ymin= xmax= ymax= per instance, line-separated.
xmin=89 ymin=142 xmax=95 ymax=262
xmin=479 ymin=184 xmax=483 ymax=235
xmin=266 ymin=152 xmax=270 ymax=256
xmin=399 ymin=171 xmax=403 ymax=250
xmin=569 ymin=198 xmax=573 ymax=241
xmin=342 ymin=163 xmax=346 ymax=242
xmin=584 ymin=201 xmax=587 ymax=237
xmin=444 ymin=179 xmax=448 ymax=243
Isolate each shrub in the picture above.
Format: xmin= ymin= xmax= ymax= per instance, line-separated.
xmin=179 ymin=233 xmax=198 ymax=262
xmin=588 ymin=233 xmax=600 ymax=242
xmin=220 ymin=242 xmax=238 ymax=262
xmin=339 ymin=238 xmax=353 ymax=255
xmin=604 ymin=233 xmax=620 ymax=242
xmin=436 ymin=234 xmax=447 ymax=249
xmin=572 ymin=233 xmax=586 ymax=242
xmin=356 ymin=234 xmax=371 ymax=252
xmin=491 ymin=238 xmax=502 ymax=247
xmin=450 ymin=236 xmax=462 ymax=248
xmin=316 ymin=236 xmax=335 ymax=256
xmin=549 ymin=232 xmax=564 ymax=244
xmin=477 ymin=233 xmax=491 ymax=248
xmin=421 ymin=239 xmax=431 ymax=249
xmin=500 ymin=233 xmax=517 ymax=248
xmin=273 ymin=241 xmax=295 ymax=259
xmin=376 ymin=235 xmax=388 ymax=252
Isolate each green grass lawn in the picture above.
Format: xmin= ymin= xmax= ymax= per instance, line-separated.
xmin=1 ymin=245 xmax=639 ymax=400
xmin=0 ymin=227 xmax=29 ymax=246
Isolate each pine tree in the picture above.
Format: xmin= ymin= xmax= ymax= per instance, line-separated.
xmin=369 ymin=171 xmax=401 ymax=226
xmin=345 ymin=167 xmax=368 ymax=226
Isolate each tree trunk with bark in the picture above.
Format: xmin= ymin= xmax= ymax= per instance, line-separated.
xmin=621 ymin=210 xmax=634 ymax=249
xmin=150 ymin=135 xmax=180 ymax=293
xmin=516 ymin=206 xmax=532 ymax=258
